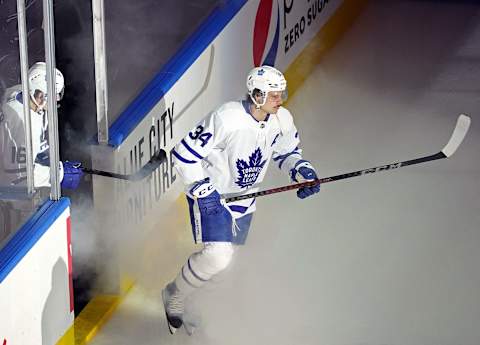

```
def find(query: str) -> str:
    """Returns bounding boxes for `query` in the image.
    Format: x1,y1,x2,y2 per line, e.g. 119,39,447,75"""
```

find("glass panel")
104,0,221,123
0,0,49,249
51,0,222,176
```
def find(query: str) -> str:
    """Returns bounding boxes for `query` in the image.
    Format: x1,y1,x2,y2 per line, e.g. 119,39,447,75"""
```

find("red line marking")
67,216,74,313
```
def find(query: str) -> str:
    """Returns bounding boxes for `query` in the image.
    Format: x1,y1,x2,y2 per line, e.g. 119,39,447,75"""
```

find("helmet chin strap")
31,95,47,113
249,93,266,108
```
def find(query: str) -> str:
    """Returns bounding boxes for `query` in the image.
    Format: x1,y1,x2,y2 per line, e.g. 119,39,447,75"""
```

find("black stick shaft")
225,151,446,203
81,149,167,181
80,168,133,180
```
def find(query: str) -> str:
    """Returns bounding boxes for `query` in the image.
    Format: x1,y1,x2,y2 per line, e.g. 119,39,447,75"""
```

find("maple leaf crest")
235,148,267,189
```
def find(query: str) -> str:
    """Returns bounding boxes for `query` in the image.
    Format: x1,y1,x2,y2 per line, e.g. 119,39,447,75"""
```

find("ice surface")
89,1,480,344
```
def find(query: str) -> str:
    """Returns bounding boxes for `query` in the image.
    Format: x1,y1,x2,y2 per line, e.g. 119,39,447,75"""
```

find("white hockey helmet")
246,65,287,107
28,62,65,105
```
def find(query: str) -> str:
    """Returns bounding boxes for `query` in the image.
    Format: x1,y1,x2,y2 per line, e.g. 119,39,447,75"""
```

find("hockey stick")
225,114,471,203
81,149,167,181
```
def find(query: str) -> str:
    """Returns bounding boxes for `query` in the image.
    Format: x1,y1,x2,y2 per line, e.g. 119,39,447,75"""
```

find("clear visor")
33,88,64,110
267,89,288,102
250,88,288,107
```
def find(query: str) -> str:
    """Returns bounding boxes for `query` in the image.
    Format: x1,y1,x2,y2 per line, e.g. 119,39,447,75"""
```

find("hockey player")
162,65,320,334
0,62,83,239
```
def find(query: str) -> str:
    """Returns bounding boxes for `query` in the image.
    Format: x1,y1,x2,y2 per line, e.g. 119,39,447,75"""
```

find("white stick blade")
441,114,471,157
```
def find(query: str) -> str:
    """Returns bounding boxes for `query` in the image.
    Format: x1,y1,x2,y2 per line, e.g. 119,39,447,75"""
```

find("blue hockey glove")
189,177,215,199
290,160,320,199
188,178,227,215
187,178,233,242
61,161,84,190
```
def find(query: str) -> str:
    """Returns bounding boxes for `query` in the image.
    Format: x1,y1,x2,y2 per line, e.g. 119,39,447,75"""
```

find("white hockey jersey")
173,100,306,218
0,87,62,188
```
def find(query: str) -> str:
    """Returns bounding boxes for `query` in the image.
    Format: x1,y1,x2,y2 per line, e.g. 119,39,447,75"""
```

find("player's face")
32,89,63,112
32,90,47,111
262,91,285,114
34,90,45,104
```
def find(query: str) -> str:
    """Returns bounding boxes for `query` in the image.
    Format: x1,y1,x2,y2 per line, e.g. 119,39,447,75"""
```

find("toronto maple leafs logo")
235,148,267,189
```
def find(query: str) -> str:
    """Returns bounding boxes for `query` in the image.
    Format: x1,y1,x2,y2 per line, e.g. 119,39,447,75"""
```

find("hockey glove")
188,178,227,215
189,177,216,199
61,161,84,190
187,178,233,242
290,160,320,199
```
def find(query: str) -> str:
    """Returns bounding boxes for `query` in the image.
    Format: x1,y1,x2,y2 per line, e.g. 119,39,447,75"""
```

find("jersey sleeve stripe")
273,149,301,169
35,151,50,166
278,153,300,169
272,147,300,161
172,149,197,164
181,139,204,159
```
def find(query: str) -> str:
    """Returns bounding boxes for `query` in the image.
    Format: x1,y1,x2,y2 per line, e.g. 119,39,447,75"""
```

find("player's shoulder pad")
214,101,245,127
3,90,22,109
216,101,244,115
2,91,22,114
274,106,294,135
3,85,22,102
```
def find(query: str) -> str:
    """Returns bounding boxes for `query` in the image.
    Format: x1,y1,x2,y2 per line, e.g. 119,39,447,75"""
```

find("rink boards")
91,0,352,233
86,0,365,340
88,0,364,327
0,199,73,344
85,0,365,342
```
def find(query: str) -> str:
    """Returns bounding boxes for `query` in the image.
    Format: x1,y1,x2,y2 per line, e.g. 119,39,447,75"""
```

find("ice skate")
161,282,184,334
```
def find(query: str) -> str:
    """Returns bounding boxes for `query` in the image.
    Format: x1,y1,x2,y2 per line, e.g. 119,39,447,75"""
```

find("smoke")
113,1,480,344
62,0,480,344
57,0,220,299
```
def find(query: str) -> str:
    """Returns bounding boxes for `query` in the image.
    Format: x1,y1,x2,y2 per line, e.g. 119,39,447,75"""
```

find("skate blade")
161,289,182,335
167,320,178,335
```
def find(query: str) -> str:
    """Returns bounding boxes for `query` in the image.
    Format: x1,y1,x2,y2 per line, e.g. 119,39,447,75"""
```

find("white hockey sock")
174,242,234,296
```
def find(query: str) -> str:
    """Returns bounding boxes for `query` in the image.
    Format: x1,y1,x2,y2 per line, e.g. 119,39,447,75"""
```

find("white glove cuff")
291,160,316,182
295,161,314,171
187,178,216,198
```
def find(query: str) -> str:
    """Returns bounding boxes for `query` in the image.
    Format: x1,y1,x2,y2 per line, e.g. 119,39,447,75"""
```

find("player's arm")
272,111,320,199
31,156,83,190
29,139,82,190
172,112,226,186
172,112,231,226
0,105,28,185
